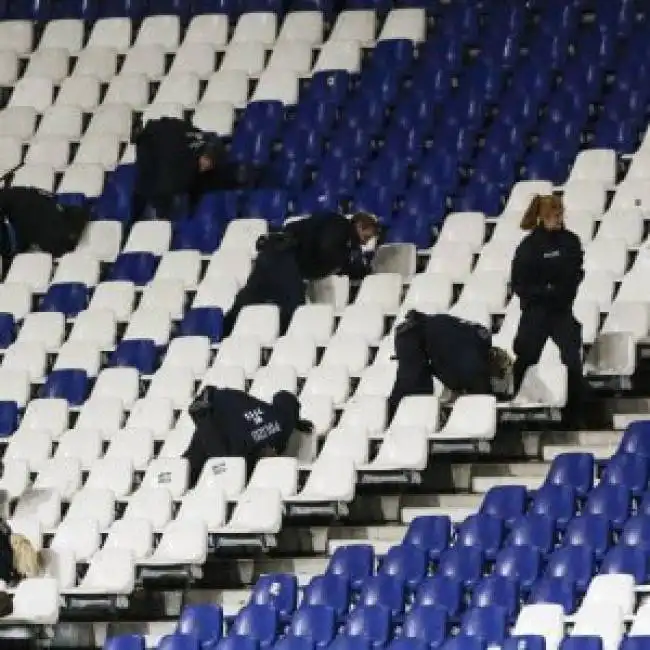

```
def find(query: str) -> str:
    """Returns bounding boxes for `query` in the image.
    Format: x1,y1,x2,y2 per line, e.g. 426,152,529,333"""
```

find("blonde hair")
10,534,40,579
520,194,564,230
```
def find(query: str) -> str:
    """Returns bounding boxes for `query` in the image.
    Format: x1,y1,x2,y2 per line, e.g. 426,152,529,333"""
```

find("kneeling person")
183,387,314,487
388,311,512,419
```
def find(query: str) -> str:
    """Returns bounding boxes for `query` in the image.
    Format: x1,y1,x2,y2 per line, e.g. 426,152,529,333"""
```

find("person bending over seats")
0,186,90,272
510,194,587,426
387,310,513,420
183,386,314,488
132,117,227,221
223,211,380,336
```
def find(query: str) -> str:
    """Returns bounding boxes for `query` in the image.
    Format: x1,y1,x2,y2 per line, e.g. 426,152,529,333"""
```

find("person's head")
351,211,380,245
10,533,41,579
520,194,565,231
197,138,221,173
488,347,514,383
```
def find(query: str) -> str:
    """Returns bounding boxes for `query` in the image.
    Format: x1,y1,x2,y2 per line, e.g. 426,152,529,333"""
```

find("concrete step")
471,473,544,492
470,462,549,493
401,493,483,523
540,430,622,446
541,443,618,462
613,413,646,430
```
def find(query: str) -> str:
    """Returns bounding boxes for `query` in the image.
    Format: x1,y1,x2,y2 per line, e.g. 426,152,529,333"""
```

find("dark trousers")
223,248,306,337
513,306,586,416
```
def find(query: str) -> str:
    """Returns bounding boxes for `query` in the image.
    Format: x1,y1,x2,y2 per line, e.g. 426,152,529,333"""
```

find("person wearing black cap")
223,211,380,336
183,386,314,487
131,117,226,221
0,186,90,273
387,310,513,420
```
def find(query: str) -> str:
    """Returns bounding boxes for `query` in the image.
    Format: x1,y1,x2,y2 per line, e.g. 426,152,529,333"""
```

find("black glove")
296,419,314,434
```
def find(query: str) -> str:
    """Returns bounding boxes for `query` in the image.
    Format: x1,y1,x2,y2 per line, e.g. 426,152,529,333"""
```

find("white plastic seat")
298,393,334,436
0,49,19,86
75,396,124,439
0,106,37,140
85,103,132,140
339,395,387,437
162,336,211,379
564,210,596,244
573,300,600,345
9,76,53,112
3,578,59,624
140,457,189,500
141,102,184,126
176,485,227,530
139,279,186,320
230,305,280,347
563,181,608,217
313,40,362,74
122,307,173,347
4,429,51,472
602,301,649,340
512,604,564,650
355,273,402,315
584,238,627,277
448,301,492,330
55,75,102,111
153,72,201,108
0,282,32,322
201,363,246,392
5,254,51,293
301,364,350,407
57,163,105,197
277,11,323,45
318,425,369,466
153,250,202,290
0,460,29,500
0,20,33,55
360,425,428,472
355,362,397,398
285,304,335,346
501,181,554,216
103,73,149,110
249,365,298,402
30,457,81,502
580,574,635,617
85,457,134,499
135,15,180,51
511,363,568,409
36,105,83,141
50,517,101,562
68,308,118,349
86,18,132,53
105,427,154,471
329,10,376,45
24,137,69,170
24,47,69,82
402,273,453,314
196,457,247,499
391,395,440,435
71,548,135,595
201,70,250,108
246,457,298,499
192,276,239,311
192,101,235,136
266,41,313,74
91,367,140,410
216,488,283,535
76,220,123,264
123,220,172,255
435,395,498,441
585,332,636,377
596,208,644,246
220,42,266,76
41,548,76,590
575,270,616,310
0,135,22,175
457,270,508,313
571,603,624,650
629,602,650,636
38,19,84,53
335,302,385,346
73,134,121,170
566,148,616,189
378,8,426,42
103,518,153,561
146,366,195,410
72,46,119,82
19,398,69,439
232,12,277,45
251,69,299,105
54,427,102,470
141,518,208,565
184,14,229,48
11,163,56,192
2,341,47,382
50,252,100,288
206,249,253,286
126,397,174,441
268,336,317,376
17,311,65,353
171,42,216,77
289,455,356,503
320,333,369,376
474,239,518,275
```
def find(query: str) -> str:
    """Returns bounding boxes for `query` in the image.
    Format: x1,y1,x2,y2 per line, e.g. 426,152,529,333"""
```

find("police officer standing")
223,211,380,336
388,310,512,419
510,194,586,424
183,386,314,487
132,117,226,221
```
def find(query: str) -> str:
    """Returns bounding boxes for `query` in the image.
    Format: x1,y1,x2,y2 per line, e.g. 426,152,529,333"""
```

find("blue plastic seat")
158,634,200,650
479,486,528,526
274,638,315,650
528,577,577,615
359,575,405,621
215,637,258,650
172,217,223,255
388,639,427,650
193,192,240,224
529,485,576,530
621,637,650,650
621,515,650,553
470,576,519,620
437,547,483,589
302,574,350,621
493,546,541,592
39,283,89,318
404,516,451,560
600,545,648,584
402,605,447,648
0,313,15,350
251,574,298,622
180,308,224,344
344,605,391,649
308,72,351,106
414,576,462,619
562,514,611,560
440,639,486,650
544,546,594,592
507,515,555,556
39,369,89,407
231,605,278,649
544,453,594,498
459,607,506,646
289,605,336,648
455,514,503,561
618,421,650,458
559,638,602,650
109,252,158,287
501,637,546,650
177,604,223,648
378,545,427,591
0,401,18,437
104,635,145,650
584,485,631,531
110,339,157,375
327,545,374,591
327,638,371,650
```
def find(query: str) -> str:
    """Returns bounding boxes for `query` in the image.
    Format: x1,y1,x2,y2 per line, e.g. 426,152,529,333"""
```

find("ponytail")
520,195,542,230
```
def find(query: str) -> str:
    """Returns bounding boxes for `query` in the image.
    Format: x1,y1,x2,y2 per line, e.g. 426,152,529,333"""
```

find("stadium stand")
0,0,647,646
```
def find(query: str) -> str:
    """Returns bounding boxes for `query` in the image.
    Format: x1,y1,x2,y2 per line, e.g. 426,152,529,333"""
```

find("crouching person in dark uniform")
132,117,226,221
387,310,513,420
0,186,90,273
183,386,314,488
223,211,380,336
